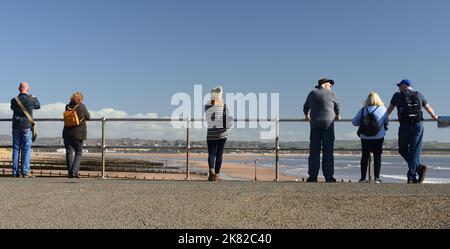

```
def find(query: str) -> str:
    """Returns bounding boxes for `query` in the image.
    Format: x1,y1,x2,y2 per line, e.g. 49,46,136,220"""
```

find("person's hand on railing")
305,114,311,121
424,104,438,121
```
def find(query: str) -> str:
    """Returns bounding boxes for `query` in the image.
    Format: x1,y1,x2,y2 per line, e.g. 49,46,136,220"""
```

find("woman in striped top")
205,86,230,181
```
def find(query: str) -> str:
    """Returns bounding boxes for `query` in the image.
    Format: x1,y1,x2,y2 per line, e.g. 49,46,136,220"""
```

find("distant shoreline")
85,152,450,157
18,151,450,157
2,150,450,158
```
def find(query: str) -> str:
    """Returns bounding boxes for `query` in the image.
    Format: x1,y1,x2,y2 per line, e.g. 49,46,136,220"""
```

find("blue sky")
1,0,449,141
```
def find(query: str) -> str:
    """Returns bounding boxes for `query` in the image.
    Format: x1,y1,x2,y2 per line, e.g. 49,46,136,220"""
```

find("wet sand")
139,153,296,181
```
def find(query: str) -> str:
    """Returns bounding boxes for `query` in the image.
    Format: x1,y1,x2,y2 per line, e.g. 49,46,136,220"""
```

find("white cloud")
0,102,312,141
0,102,280,141
0,102,185,140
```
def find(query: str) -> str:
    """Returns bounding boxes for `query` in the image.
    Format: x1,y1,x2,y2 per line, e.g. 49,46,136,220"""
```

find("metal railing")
0,118,446,182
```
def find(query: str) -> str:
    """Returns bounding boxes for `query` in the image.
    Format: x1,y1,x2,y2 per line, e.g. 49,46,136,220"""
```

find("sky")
0,0,449,141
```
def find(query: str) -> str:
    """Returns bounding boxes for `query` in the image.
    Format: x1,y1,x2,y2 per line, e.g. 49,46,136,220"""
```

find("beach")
0,152,293,181
141,153,297,181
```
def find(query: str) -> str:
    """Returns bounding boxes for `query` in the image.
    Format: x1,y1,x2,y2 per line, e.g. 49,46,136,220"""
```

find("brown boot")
208,169,216,181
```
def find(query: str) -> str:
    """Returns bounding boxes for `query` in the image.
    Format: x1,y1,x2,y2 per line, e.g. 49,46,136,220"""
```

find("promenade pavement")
0,178,449,228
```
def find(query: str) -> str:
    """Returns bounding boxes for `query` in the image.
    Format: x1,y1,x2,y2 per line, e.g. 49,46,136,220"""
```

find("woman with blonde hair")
62,92,90,178
205,86,231,181
352,92,389,183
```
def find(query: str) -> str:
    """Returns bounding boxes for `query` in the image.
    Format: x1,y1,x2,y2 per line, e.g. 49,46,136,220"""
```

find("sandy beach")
127,153,296,181
0,152,296,181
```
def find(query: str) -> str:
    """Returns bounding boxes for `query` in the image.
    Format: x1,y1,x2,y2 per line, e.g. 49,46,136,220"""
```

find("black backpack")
209,104,229,130
398,91,423,123
357,107,380,137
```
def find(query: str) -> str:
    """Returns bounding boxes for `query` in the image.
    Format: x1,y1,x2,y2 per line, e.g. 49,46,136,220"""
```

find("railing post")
185,119,191,180
368,153,373,183
275,118,280,182
254,159,258,181
101,117,106,179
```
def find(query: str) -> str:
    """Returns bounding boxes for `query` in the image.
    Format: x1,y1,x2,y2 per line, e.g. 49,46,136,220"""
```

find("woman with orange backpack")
62,92,90,178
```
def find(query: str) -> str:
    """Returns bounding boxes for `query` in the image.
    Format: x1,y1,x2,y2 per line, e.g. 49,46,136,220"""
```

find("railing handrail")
0,117,439,122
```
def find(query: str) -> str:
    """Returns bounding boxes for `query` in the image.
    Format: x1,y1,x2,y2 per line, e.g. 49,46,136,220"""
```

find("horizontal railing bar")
97,118,173,122
0,145,101,149
1,144,448,152
105,146,184,150
190,147,276,151
281,148,450,152
0,118,439,122
278,118,437,122
191,147,450,152
0,145,180,150
0,144,450,152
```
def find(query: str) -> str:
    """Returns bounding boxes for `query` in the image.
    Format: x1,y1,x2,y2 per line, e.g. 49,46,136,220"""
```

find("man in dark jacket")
10,82,41,177
63,92,90,178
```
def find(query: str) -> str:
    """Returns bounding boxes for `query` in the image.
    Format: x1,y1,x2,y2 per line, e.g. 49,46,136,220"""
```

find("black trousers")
360,138,384,179
207,138,227,174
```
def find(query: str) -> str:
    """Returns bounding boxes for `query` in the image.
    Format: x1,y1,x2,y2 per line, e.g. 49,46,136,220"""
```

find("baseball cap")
397,79,412,87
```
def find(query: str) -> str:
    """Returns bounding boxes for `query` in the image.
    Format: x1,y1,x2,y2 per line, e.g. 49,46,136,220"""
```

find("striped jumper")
205,104,230,140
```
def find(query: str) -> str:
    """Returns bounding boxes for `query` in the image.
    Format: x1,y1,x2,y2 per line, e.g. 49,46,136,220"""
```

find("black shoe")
417,164,428,184
325,178,337,183
374,178,382,184
407,179,418,184
358,178,368,183
306,177,317,182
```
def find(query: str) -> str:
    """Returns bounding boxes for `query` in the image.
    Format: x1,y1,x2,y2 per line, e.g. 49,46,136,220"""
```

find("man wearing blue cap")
387,79,438,184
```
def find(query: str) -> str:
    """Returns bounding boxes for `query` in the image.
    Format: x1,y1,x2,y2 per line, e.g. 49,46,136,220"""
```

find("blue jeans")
398,122,424,181
207,138,227,174
308,123,335,180
12,129,33,176
64,138,84,177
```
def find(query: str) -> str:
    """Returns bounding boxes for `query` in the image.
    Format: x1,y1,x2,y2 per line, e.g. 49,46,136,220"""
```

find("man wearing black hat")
303,78,341,182
387,79,438,184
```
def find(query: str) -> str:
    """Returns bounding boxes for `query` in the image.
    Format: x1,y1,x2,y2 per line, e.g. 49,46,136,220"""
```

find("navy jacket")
10,93,41,129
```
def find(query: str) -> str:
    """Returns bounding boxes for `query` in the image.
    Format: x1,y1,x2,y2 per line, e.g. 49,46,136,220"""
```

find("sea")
252,155,450,184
